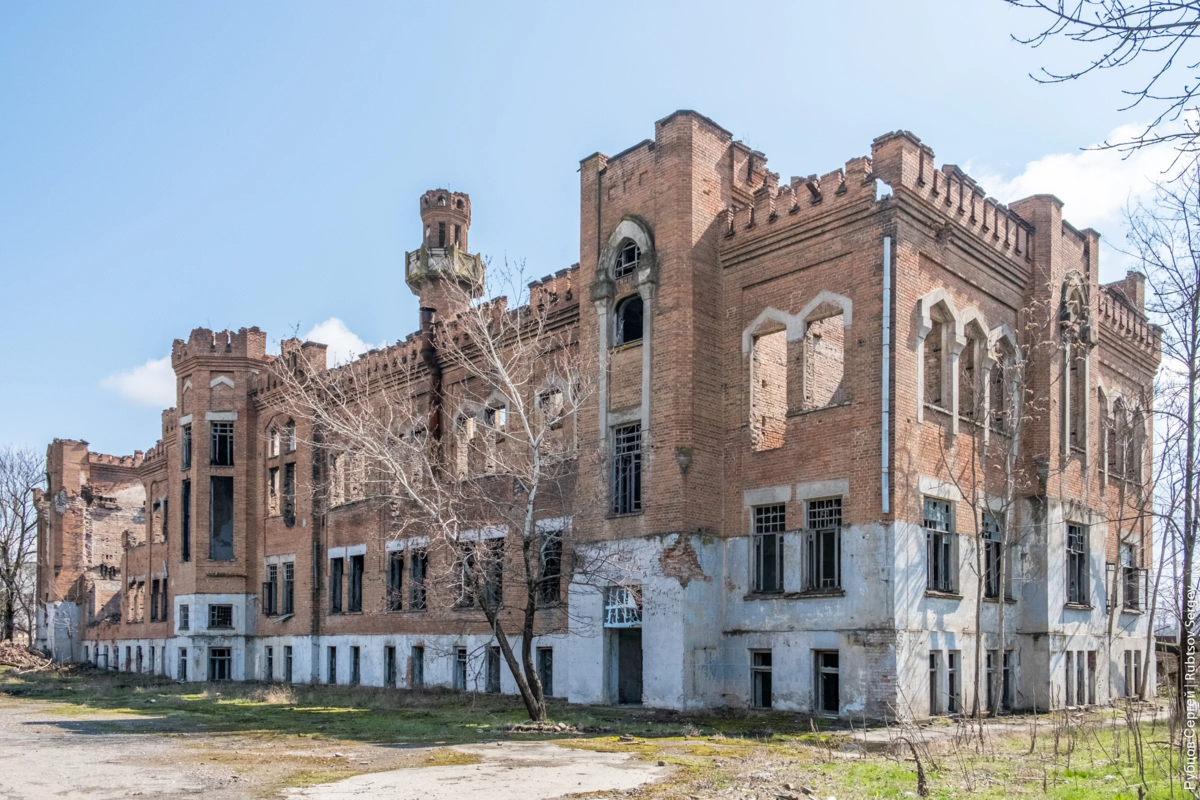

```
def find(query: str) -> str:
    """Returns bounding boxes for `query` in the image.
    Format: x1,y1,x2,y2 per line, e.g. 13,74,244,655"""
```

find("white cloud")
966,123,1180,273
302,318,379,366
99,355,176,407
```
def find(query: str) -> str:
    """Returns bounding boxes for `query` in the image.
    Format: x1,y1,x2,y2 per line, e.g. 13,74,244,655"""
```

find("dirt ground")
0,696,666,800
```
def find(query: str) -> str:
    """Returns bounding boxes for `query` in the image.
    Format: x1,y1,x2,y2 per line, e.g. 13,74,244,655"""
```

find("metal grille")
604,586,642,627
614,241,640,278
611,424,642,514
754,504,786,534
924,498,954,593
806,498,842,530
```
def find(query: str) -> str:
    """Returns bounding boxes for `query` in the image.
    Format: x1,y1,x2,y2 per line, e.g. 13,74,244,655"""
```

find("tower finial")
405,189,483,316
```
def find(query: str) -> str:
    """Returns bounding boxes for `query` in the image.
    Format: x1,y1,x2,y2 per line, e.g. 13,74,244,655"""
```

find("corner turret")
405,189,484,317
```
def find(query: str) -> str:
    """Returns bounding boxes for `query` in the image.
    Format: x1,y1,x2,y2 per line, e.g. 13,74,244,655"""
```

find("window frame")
614,240,640,278
610,423,643,515
803,498,842,592
210,421,234,466
1066,523,1089,606
752,504,786,594
924,498,956,594
750,650,772,709
614,294,644,346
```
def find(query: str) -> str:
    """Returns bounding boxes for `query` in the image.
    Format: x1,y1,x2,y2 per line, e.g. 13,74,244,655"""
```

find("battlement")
1099,283,1160,355
720,156,875,252
141,440,166,466
87,451,143,469
870,130,1034,266
171,327,268,365
526,264,579,313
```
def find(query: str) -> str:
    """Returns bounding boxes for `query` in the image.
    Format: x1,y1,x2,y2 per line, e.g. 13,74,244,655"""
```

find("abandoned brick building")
36,111,1160,718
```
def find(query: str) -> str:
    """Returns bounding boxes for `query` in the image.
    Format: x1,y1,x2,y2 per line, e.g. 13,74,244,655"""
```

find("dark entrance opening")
617,628,643,704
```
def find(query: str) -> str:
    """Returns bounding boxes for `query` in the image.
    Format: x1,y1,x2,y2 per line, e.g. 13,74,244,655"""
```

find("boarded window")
209,476,234,561
751,328,787,450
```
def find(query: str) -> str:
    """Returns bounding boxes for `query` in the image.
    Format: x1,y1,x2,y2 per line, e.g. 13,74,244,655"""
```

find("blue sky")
0,1,1175,457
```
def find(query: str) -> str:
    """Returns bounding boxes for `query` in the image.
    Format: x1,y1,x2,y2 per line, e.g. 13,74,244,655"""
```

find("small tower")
405,189,484,317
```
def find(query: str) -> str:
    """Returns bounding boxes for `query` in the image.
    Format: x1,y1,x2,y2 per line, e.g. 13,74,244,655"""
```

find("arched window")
456,198,464,210
285,419,297,453
614,240,640,278
615,295,643,345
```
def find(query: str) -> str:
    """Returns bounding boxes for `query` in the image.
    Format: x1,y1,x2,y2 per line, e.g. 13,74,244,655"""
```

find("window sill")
924,403,952,418
786,401,851,418
606,511,645,520
924,590,963,601
743,589,845,601
983,596,1017,605
1120,608,1144,617
610,340,643,353
268,613,294,623
1063,602,1094,611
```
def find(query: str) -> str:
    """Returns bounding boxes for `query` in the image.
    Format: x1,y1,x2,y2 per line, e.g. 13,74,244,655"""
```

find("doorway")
616,628,643,704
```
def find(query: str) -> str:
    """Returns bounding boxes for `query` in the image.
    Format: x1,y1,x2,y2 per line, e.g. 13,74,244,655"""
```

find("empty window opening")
269,427,280,457
265,646,274,681
286,420,297,452
411,646,425,687
263,564,278,616
209,476,235,560
1128,409,1146,484
815,650,840,716
614,240,640,278
1067,523,1088,605
487,647,502,693
208,648,231,681
615,295,643,346
751,651,772,709
349,554,364,612
210,421,234,466
947,651,961,713
1124,649,1142,698
350,646,361,685
385,646,397,687
990,360,1009,433
537,647,554,697
283,462,296,528
454,545,476,608
983,512,1009,599
1122,543,1142,611
611,424,642,515
929,652,942,715
209,604,233,629
753,504,786,593
958,338,978,419
178,648,187,680
924,498,955,593
482,537,504,609
924,320,945,409
181,423,192,470
388,551,404,611
282,562,295,615
410,549,428,610
181,479,191,562
454,223,461,246
329,557,344,614
150,579,161,622
802,311,846,410
268,467,280,515
327,647,337,684
804,498,842,591
538,528,563,605
454,647,468,691
284,645,293,682
438,221,446,247
751,327,787,451
1068,345,1086,450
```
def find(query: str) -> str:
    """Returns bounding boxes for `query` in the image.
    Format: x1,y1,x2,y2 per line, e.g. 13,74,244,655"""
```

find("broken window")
348,554,364,613
982,512,1006,600
282,562,294,615
751,327,787,450
803,498,841,592
1128,408,1146,484
603,586,642,627
454,544,476,608
537,647,554,697
752,504,785,594
150,579,161,622
283,462,295,528
329,557,344,614
537,528,563,605
958,337,978,420
208,648,231,681
268,466,279,515
181,423,192,470
1105,400,1121,477
410,549,427,610
209,476,235,561
286,420,297,452
614,294,643,345
350,646,361,685
487,647,501,693
614,240,640,278
210,421,234,466
181,479,191,563
454,647,467,690
385,646,397,686
438,221,446,247
388,551,404,611
1121,543,1141,611
482,537,504,609
284,645,293,682
208,604,233,629
269,427,279,457
1068,344,1087,451
924,498,955,593
327,647,337,684
929,651,943,715
751,650,772,709
610,424,642,514
538,389,565,429
411,646,425,686
178,648,187,680
1067,523,1088,605
263,564,278,616
265,646,274,681
815,650,840,716
924,320,945,409
990,360,1009,433
802,311,846,410
947,651,961,713
179,604,189,630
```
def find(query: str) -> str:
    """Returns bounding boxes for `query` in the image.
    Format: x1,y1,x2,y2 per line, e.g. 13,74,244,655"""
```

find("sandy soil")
0,697,666,800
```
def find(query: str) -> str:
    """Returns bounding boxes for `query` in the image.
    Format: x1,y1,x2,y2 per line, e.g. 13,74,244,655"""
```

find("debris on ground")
0,642,53,672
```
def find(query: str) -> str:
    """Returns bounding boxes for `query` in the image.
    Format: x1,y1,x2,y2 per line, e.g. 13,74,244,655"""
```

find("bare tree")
1124,167,1200,713
0,447,42,643
1005,1,1200,166
272,261,600,722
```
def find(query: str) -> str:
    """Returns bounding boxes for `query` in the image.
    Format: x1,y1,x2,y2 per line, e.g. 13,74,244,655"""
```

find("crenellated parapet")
1099,283,1161,356
87,451,143,469
171,327,268,365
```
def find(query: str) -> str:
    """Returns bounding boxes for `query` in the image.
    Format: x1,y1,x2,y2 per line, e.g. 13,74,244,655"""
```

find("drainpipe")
420,307,443,448
881,236,892,515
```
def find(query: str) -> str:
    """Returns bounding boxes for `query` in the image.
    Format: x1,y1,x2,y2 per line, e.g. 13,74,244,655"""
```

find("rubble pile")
0,642,53,671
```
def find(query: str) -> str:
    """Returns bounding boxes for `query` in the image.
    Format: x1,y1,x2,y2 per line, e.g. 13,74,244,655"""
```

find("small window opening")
802,310,846,409
751,651,772,708
438,221,446,247
751,327,787,450
615,295,643,345
614,240,640,278
925,321,945,409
